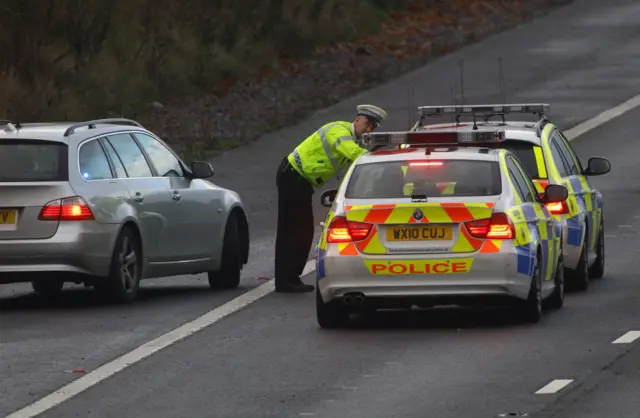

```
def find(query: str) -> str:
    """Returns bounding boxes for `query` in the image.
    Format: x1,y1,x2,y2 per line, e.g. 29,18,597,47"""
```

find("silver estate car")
315,129,568,328
0,119,249,302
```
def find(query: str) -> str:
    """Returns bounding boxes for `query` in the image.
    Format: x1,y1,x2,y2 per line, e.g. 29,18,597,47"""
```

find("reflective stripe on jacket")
287,121,367,188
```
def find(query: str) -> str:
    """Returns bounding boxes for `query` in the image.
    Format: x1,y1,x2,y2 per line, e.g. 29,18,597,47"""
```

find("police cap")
357,104,387,128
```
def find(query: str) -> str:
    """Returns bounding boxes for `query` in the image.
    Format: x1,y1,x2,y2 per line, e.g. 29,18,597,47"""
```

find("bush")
0,0,407,121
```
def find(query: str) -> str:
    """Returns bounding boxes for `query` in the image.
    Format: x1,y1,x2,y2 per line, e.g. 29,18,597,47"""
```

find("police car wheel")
588,220,605,279
569,235,589,291
316,288,350,329
518,254,542,323
545,254,564,310
208,214,242,290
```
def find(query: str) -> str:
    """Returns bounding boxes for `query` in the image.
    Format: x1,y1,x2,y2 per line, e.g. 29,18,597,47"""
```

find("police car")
408,104,611,291
314,129,568,328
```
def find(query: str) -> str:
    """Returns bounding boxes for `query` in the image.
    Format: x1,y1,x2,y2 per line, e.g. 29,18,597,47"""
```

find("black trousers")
274,157,315,285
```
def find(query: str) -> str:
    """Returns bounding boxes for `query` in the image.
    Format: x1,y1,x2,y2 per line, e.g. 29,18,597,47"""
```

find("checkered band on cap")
358,108,381,121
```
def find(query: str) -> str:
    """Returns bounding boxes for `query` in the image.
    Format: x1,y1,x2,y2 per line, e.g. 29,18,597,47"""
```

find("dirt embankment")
0,0,573,158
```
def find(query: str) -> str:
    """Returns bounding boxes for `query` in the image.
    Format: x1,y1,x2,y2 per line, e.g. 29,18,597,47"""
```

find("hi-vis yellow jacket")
288,121,367,188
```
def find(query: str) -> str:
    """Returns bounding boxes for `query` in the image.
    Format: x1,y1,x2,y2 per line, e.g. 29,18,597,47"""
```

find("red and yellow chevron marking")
336,202,496,255
344,202,495,224
479,239,504,253
338,242,359,256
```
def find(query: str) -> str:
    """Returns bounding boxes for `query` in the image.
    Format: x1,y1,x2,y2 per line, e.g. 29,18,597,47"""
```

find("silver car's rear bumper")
0,222,119,284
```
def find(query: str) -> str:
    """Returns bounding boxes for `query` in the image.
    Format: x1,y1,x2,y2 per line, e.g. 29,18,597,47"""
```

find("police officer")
274,104,388,293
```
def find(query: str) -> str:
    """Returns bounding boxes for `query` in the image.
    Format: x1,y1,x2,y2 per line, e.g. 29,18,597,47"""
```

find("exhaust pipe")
343,292,365,307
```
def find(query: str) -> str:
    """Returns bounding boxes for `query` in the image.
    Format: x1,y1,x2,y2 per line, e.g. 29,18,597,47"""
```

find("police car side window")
511,156,540,202
556,131,584,174
549,138,571,177
506,157,535,203
552,134,577,175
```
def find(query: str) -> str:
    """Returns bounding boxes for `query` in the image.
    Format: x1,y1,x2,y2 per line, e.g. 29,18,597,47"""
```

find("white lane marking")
535,379,574,394
8,94,640,418
612,331,640,344
6,282,278,418
618,224,633,228
7,259,317,418
564,93,640,140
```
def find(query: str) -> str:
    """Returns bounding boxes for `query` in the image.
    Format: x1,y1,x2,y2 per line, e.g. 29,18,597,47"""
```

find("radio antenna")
407,87,413,129
459,58,465,106
498,57,506,103
411,86,416,128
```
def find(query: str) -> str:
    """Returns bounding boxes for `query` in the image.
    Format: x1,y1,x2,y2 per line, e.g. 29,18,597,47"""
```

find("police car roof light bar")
363,129,506,147
417,103,550,117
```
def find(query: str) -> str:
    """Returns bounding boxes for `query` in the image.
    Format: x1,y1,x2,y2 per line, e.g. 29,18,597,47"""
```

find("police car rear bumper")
317,250,534,305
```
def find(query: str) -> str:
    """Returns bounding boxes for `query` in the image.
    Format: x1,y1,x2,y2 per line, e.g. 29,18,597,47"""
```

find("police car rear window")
345,160,502,199
499,141,545,179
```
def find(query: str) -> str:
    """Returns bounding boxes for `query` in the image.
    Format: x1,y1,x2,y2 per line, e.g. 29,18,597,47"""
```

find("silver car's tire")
208,214,241,290
96,227,142,303
316,288,350,329
31,278,64,297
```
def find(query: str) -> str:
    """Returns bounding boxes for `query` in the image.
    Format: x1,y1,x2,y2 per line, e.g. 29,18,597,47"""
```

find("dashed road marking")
618,224,633,228
612,331,640,344
535,379,574,395
8,90,640,418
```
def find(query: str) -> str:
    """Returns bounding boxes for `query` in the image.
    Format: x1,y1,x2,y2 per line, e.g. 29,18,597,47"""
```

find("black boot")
275,277,314,293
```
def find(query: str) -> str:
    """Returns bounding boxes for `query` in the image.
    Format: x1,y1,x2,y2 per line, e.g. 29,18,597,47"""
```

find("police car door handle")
172,191,181,201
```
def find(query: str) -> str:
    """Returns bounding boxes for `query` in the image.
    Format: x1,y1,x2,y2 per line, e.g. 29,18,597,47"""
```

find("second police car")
409,104,611,291
314,128,568,328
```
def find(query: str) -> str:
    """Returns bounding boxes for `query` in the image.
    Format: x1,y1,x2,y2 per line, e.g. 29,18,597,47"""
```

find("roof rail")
1,120,16,132
63,118,144,137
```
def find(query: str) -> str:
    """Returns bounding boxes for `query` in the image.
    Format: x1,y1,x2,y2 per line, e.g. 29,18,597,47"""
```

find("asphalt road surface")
3,0,640,416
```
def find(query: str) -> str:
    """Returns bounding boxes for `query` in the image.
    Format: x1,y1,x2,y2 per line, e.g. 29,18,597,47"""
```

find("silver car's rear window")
0,140,68,182
345,160,502,199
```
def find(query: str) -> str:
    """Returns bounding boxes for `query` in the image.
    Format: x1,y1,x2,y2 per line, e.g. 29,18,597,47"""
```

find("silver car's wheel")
208,214,242,290
97,227,141,303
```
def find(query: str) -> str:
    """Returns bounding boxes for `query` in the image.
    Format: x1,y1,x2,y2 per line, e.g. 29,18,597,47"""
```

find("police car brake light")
545,201,568,215
417,103,550,117
465,212,514,239
327,216,372,243
408,161,443,167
